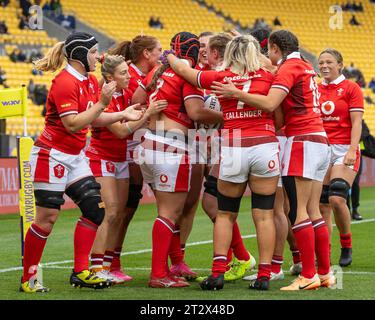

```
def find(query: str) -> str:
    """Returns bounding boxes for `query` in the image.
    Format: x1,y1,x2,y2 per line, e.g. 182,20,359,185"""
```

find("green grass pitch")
0,187,375,300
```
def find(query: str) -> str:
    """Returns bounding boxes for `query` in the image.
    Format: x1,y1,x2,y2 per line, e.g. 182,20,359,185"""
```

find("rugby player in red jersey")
86,54,167,284
20,33,143,293
318,48,363,267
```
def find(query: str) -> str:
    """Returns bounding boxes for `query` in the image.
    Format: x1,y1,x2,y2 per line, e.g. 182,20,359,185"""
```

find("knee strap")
65,176,105,225
217,191,242,213
329,178,350,200
34,190,65,210
251,192,276,210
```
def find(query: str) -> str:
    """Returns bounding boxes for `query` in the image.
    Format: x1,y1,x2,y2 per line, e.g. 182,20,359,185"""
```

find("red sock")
90,253,104,270
340,233,352,249
180,244,186,260
169,228,184,265
271,255,283,274
231,222,250,261
73,217,98,273
312,218,331,275
103,250,114,270
110,247,122,271
212,254,227,277
258,263,272,280
22,223,50,282
226,248,233,271
151,216,175,278
292,219,316,279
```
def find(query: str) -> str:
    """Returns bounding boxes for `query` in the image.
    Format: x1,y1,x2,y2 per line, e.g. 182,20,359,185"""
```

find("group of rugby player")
19,26,363,293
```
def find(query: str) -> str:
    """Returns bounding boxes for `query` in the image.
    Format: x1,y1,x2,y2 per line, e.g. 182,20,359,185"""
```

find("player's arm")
91,103,143,127
343,111,363,166
107,98,168,139
166,54,200,87
61,81,117,133
211,79,286,112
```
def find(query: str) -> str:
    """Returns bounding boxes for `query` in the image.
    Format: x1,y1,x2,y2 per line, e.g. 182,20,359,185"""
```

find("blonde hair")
219,35,261,75
101,54,126,78
33,41,65,72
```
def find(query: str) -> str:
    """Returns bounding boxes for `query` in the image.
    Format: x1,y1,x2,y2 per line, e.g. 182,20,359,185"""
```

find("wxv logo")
1,100,21,106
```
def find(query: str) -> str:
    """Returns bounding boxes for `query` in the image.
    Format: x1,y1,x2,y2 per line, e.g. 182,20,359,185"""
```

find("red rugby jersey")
140,66,203,129
271,52,324,137
36,64,99,155
126,63,146,96
318,75,364,144
197,68,275,138
86,90,130,162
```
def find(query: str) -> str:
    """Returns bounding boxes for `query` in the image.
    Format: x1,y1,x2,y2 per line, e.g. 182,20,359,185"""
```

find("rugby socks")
257,263,272,280
231,222,250,261
22,223,50,282
340,233,352,249
292,219,316,279
212,254,227,277
90,253,104,271
110,247,122,271
271,255,283,274
151,216,175,278
103,250,114,270
74,217,98,273
312,218,331,275
169,227,184,265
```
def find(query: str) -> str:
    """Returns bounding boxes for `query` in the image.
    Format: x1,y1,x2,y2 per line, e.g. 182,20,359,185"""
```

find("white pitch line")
1,218,375,274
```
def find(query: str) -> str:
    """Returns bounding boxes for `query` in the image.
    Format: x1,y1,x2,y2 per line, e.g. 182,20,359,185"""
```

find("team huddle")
19,27,363,293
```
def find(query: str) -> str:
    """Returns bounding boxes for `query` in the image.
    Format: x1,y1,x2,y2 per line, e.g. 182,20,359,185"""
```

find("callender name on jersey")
86,90,130,162
318,75,364,145
140,66,203,128
271,53,324,137
37,65,99,155
197,68,275,138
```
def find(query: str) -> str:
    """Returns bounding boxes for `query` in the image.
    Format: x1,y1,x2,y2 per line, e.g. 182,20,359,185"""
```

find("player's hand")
146,97,168,116
343,147,357,167
228,29,241,38
122,103,144,121
160,49,176,65
211,79,239,99
100,81,117,106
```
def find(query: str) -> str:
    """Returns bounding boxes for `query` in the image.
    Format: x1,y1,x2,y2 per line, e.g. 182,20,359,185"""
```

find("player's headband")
64,32,98,72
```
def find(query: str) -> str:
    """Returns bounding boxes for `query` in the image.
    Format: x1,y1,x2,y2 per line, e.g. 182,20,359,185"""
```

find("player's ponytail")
220,35,261,75
33,41,65,72
269,30,299,63
146,64,169,91
107,40,132,61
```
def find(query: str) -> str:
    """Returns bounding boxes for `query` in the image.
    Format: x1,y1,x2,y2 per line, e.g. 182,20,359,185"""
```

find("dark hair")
269,30,299,59
250,28,270,55
108,35,159,63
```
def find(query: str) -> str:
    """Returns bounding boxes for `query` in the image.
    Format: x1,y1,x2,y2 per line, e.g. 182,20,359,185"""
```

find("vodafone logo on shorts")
268,160,276,170
53,164,65,178
160,174,168,183
321,101,335,115
106,161,115,173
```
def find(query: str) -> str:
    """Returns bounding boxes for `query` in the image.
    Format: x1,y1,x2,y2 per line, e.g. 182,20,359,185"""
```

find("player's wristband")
125,122,133,134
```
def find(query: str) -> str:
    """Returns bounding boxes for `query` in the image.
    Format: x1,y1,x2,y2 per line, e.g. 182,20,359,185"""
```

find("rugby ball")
196,95,222,130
